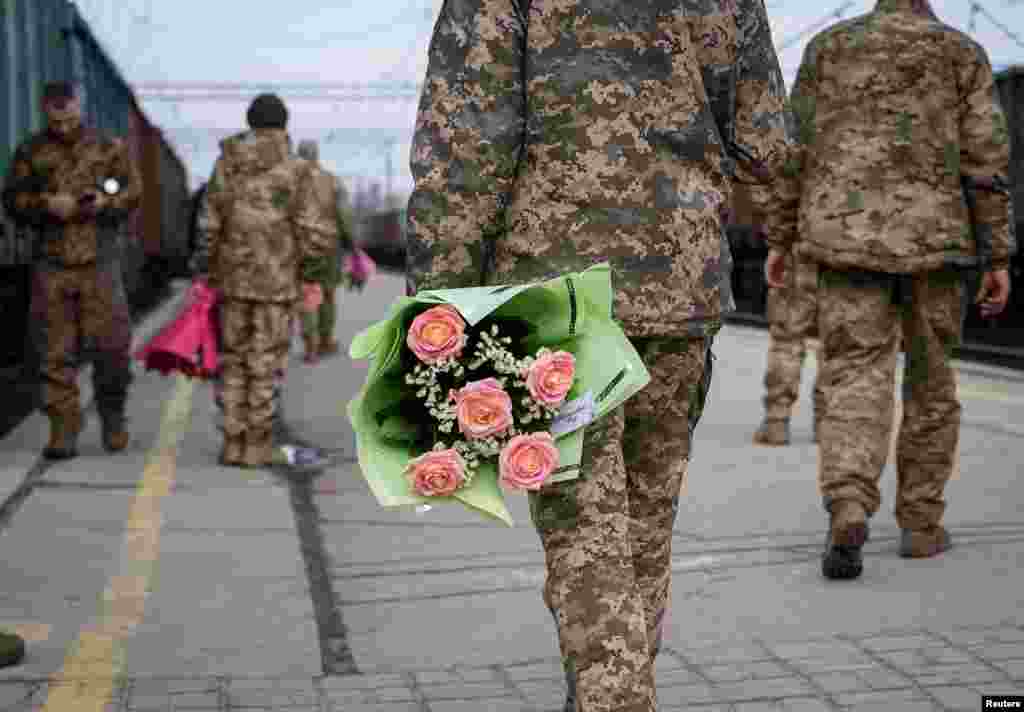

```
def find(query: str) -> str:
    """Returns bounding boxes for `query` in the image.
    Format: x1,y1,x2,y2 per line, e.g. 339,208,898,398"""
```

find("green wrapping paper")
346,263,650,526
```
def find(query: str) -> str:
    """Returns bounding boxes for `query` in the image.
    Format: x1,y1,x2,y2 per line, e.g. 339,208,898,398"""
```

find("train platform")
0,273,1022,712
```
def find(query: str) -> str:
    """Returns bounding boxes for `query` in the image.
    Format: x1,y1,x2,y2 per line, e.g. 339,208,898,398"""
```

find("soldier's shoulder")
807,13,872,49
14,130,53,157
931,20,993,64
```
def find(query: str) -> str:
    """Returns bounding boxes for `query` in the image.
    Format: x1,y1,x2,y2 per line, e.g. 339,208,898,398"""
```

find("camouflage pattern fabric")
2,128,142,267
763,0,1015,273
29,264,133,418
529,336,714,712
300,286,337,343
298,163,354,289
219,300,293,464
817,267,963,530
198,128,337,302
762,251,822,421
405,0,790,339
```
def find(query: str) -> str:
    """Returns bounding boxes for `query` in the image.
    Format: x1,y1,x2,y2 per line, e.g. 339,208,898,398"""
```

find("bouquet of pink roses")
348,263,650,526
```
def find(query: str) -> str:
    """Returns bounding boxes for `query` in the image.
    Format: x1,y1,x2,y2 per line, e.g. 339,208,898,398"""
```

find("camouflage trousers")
300,284,337,342
817,267,963,530
218,299,293,457
529,335,715,712
763,252,823,421
29,263,134,418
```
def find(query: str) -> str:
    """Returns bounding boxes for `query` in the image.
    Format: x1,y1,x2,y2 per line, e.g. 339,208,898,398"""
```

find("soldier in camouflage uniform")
295,139,354,362
190,176,328,467
197,94,338,468
763,0,1014,580
753,249,824,445
2,81,142,459
406,3,789,710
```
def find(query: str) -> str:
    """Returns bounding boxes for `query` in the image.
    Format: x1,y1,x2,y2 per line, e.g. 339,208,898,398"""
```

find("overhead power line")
779,1,857,51
138,93,420,103
134,81,423,91
968,1,1024,49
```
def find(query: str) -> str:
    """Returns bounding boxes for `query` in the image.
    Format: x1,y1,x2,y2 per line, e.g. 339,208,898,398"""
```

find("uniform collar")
874,0,936,17
46,125,85,145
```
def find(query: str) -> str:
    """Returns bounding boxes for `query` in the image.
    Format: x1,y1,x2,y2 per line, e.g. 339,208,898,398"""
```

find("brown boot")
303,335,320,364
44,409,82,460
219,435,245,467
753,418,790,446
242,429,275,468
319,337,339,357
900,526,952,558
100,411,130,452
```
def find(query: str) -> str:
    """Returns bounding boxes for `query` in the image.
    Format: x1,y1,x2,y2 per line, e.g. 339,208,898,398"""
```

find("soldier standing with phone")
2,81,142,459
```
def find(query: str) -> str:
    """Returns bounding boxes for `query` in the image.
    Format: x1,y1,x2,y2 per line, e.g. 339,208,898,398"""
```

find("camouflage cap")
41,81,81,116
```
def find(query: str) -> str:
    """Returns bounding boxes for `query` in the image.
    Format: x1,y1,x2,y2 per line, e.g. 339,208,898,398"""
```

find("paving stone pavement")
1,625,1023,710
1,275,1022,711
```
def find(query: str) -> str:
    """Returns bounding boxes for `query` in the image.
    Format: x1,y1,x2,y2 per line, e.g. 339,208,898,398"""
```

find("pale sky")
73,0,1024,196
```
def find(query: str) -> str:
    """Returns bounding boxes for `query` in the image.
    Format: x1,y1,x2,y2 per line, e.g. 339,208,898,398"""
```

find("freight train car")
726,66,1024,370
0,0,192,371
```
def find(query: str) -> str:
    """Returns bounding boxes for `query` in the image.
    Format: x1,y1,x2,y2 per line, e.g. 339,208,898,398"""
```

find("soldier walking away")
295,139,354,363
763,0,1014,580
406,3,790,710
2,81,142,459
196,94,338,469
753,250,824,445
190,161,328,468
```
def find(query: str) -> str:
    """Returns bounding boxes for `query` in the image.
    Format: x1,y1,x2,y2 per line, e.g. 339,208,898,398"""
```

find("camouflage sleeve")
1,142,48,225
760,38,821,253
100,137,142,220
335,178,354,253
198,158,227,285
730,0,792,249
188,185,212,275
405,0,528,293
293,164,339,268
958,44,1015,270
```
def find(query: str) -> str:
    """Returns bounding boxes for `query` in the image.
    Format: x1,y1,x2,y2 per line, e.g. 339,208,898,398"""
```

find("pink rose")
406,448,467,497
499,432,559,491
454,378,514,439
406,305,467,363
525,350,575,406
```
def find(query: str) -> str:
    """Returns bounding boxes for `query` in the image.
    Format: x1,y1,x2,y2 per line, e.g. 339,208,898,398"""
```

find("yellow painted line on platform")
957,381,1021,404
41,376,194,711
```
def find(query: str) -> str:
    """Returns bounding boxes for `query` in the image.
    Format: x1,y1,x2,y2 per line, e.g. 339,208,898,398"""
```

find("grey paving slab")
0,491,137,679
0,682,34,707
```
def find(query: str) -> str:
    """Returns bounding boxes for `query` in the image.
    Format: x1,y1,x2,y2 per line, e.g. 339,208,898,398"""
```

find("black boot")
99,409,130,452
0,631,26,668
822,500,869,580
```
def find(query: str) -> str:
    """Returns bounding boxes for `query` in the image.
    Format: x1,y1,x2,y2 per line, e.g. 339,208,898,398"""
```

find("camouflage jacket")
191,163,353,287
405,0,791,337
197,129,338,302
764,0,1015,273
2,127,142,267
298,162,354,287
